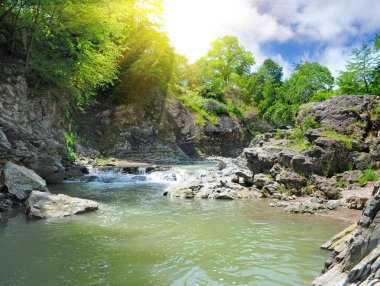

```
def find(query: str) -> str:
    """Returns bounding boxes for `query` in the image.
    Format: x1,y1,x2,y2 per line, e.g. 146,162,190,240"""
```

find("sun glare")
162,0,238,62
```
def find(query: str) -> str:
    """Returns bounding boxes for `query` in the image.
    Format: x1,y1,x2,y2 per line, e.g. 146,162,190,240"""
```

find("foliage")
358,169,380,185
64,132,77,163
300,116,319,132
286,128,313,151
337,38,380,95
205,36,255,87
252,61,334,126
0,0,170,108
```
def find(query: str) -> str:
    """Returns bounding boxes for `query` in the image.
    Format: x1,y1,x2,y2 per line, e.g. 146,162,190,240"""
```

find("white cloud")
162,0,380,78
162,0,292,62
317,46,351,78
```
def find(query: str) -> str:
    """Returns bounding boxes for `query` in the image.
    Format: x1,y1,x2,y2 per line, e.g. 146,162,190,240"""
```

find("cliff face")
74,94,268,163
314,181,380,286
0,74,67,183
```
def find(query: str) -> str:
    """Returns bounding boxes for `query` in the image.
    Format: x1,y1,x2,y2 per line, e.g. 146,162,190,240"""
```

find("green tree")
337,40,380,95
205,36,255,87
263,62,334,126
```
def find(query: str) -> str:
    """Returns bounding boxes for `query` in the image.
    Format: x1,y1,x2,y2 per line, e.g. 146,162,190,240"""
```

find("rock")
313,180,380,286
312,175,340,200
217,160,227,170
346,196,368,210
244,146,283,174
253,173,273,189
269,163,282,178
326,200,343,210
26,191,99,219
275,171,307,190
231,175,240,183
1,162,48,201
235,170,254,184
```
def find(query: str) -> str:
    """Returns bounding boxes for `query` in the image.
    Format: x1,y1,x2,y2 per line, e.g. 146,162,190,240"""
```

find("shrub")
358,169,380,185
65,132,77,163
300,116,319,132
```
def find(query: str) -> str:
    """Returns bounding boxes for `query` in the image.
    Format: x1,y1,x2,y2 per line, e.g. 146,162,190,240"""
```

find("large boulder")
1,162,47,201
26,191,99,219
275,171,307,190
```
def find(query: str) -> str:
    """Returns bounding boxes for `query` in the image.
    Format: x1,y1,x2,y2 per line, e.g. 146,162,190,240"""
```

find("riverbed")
0,166,348,285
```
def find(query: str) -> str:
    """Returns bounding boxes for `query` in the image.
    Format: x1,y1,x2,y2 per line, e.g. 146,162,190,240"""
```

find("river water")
0,166,348,286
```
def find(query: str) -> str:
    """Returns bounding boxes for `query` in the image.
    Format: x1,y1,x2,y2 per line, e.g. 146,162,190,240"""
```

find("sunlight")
162,0,248,62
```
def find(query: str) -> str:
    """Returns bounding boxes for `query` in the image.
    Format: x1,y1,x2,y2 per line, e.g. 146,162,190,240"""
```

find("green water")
0,168,347,286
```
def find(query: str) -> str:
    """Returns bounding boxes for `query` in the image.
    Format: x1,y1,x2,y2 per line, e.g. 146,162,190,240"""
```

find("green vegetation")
337,39,380,95
371,103,380,121
64,132,77,163
95,157,115,166
358,169,380,185
0,0,172,108
286,128,313,151
0,1,378,134
322,130,356,149
337,179,348,188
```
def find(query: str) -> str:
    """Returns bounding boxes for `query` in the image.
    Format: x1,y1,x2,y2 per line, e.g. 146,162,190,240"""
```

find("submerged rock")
26,191,99,219
1,162,48,201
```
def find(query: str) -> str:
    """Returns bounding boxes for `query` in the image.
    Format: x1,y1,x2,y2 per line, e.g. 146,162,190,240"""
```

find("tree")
337,40,380,95
205,36,255,87
261,58,283,83
249,58,283,105
262,62,334,126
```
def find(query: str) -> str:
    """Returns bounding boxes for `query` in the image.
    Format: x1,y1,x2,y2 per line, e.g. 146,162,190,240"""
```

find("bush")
300,116,319,132
358,169,380,185
65,132,77,163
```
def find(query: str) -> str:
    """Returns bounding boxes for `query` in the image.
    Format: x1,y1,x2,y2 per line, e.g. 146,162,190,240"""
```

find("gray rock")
253,173,273,189
26,191,99,219
235,170,254,184
1,162,48,201
326,200,342,210
313,180,380,286
275,171,307,190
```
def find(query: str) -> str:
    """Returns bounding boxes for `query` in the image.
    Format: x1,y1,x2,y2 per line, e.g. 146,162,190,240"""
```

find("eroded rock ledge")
313,181,380,286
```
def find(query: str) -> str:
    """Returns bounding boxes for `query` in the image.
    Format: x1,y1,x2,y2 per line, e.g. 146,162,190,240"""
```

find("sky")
162,0,380,77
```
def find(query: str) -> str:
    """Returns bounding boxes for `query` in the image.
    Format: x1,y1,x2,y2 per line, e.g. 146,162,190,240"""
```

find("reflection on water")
0,167,348,286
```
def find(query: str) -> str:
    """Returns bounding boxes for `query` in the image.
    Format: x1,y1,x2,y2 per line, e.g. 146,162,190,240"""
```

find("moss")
370,103,380,121
95,157,114,166
322,130,355,149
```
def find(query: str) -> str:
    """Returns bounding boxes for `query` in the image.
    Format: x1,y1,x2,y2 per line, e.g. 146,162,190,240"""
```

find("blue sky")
162,0,380,77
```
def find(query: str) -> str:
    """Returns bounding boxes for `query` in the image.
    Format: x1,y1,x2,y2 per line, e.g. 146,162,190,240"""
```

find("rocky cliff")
0,72,67,183
313,181,380,286
74,93,269,163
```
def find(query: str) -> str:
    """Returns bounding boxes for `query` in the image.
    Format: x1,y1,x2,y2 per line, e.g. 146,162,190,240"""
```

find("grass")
286,128,313,151
358,169,380,185
322,130,356,149
176,86,245,126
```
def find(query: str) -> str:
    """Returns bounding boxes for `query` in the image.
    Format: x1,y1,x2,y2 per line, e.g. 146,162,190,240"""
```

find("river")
0,165,348,285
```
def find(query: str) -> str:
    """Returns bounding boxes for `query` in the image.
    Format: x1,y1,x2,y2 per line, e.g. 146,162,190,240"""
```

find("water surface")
0,167,347,285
